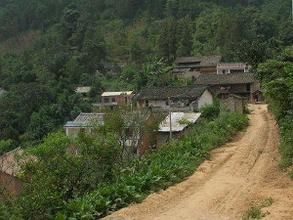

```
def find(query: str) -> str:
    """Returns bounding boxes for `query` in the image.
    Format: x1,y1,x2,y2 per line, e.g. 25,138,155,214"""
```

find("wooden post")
168,97,172,140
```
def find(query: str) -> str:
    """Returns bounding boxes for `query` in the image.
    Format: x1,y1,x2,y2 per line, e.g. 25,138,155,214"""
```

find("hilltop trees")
0,0,291,144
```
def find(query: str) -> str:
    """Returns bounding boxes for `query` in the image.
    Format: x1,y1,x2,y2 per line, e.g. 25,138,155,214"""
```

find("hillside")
0,1,292,219
0,0,291,144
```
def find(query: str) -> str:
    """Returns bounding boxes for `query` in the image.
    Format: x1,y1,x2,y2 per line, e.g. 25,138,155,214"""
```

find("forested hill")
0,0,292,144
0,0,291,61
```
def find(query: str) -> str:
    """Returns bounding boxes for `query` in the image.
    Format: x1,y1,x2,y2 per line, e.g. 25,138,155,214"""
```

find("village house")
157,112,201,146
64,113,105,138
194,72,261,102
173,56,222,80
93,91,134,110
217,63,251,75
135,86,214,112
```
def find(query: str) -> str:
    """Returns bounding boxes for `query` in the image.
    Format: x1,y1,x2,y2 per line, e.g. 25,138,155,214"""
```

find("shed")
64,113,105,138
157,112,201,145
220,94,246,114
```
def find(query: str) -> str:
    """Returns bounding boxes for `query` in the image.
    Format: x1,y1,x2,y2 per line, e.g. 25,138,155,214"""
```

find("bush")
200,101,220,120
0,139,16,155
18,132,120,220
279,115,293,168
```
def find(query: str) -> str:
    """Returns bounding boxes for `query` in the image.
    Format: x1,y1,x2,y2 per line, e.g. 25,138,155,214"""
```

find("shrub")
0,139,16,155
18,132,120,220
200,101,220,120
279,115,293,168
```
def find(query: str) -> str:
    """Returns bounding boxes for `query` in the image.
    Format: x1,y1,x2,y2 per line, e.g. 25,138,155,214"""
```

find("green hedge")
61,112,248,219
279,115,293,171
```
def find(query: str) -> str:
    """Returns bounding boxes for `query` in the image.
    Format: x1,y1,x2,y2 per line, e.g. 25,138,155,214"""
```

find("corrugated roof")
159,112,201,132
135,86,208,100
75,86,91,94
194,73,256,85
64,113,105,128
101,91,133,97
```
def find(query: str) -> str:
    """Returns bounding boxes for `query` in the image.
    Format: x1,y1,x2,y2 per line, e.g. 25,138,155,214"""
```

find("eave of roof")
134,86,209,100
194,73,256,85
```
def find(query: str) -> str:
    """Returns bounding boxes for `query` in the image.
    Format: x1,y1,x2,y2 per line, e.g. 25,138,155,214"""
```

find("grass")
242,198,273,220
278,116,293,174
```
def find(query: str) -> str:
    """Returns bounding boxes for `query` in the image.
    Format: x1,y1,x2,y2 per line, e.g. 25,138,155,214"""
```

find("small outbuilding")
220,94,246,114
64,113,105,138
157,112,201,146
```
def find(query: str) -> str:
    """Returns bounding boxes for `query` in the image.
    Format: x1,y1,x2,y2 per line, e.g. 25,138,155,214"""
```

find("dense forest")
0,0,292,219
0,0,292,145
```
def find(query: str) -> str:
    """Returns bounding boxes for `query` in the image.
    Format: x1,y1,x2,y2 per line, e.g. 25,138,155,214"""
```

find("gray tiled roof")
175,55,222,67
135,86,208,100
194,73,256,85
64,113,105,128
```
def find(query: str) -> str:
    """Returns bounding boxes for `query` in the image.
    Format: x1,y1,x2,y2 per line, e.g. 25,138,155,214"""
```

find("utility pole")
168,97,172,140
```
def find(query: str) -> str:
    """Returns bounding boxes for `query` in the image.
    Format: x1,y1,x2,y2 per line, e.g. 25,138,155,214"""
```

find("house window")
246,84,251,92
104,97,109,103
145,100,149,107
112,97,116,103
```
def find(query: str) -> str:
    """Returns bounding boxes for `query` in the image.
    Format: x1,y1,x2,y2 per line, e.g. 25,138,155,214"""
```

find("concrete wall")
197,90,214,110
102,94,134,106
65,127,94,139
220,96,245,114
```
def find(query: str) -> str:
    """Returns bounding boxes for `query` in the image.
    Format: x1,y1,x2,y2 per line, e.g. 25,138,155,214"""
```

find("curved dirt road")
106,105,293,220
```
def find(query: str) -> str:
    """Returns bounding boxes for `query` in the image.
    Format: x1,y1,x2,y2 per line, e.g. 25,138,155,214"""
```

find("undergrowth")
61,112,248,219
242,197,273,220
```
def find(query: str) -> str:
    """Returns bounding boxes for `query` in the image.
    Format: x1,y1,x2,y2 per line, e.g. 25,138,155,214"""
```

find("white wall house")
135,86,214,112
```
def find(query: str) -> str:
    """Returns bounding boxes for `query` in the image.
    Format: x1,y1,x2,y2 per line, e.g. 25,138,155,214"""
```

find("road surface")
105,105,293,220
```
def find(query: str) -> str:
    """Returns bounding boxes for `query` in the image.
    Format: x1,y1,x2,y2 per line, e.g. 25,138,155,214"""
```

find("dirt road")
106,105,293,220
